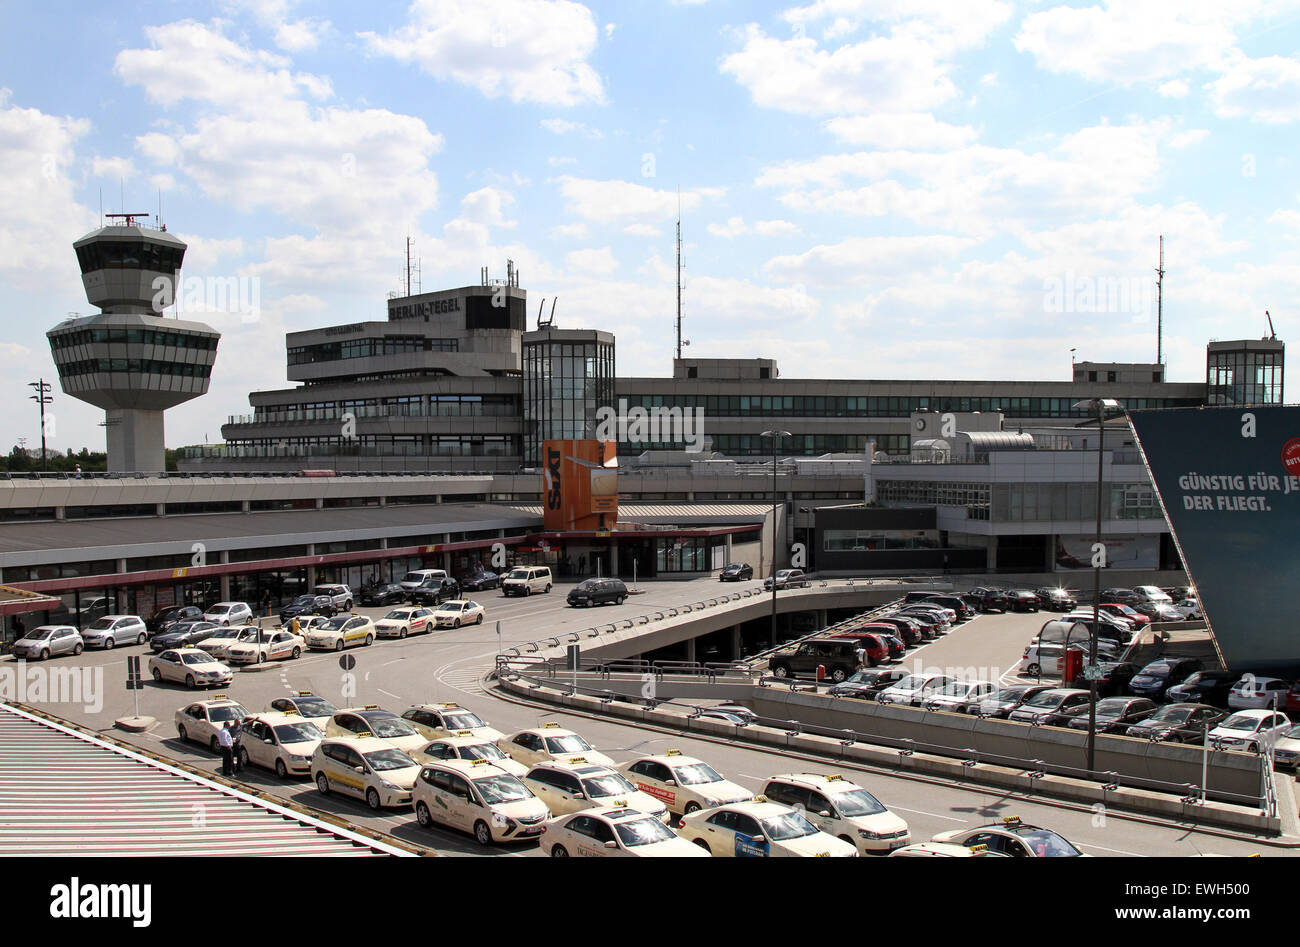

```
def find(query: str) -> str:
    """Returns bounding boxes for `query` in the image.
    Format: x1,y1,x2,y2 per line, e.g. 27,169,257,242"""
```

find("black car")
410,576,461,606
921,594,975,621
1125,703,1227,743
768,638,860,683
1034,588,1078,611
870,616,923,647
567,578,628,607
360,584,407,607
965,684,1054,718
457,570,500,592
146,605,204,636
279,594,336,624
827,668,910,700
1165,670,1238,706
1006,590,1041,613
719,563,754,582
149,620,220,653
1129,658,1204,700
1093,661,1142,697
890,609,942,639
968,587,1009,613
1061,697,1158,733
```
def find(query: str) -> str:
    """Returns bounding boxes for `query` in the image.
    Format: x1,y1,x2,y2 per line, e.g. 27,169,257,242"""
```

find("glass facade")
287,336,458,365
523,333,616,466
1207,344,1284,406
988,482,1162,522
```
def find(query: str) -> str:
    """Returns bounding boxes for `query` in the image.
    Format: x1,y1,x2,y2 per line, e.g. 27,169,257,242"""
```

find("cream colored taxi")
400,703,503,742
410,733,528,777
265,691,338,730
304,615,375,651
173,695,249,753
675,799,858,857
325,707,427,755
760,772,911,855
431,599,485,629
312,735,422,810
148,648,233,689
618,750,751,817
237,712,323,778
225,628,305,665
522,758,670,823
498,722,614,767
197,625,263,660
412,759,550,845
373,607,436,639
542,804,712,858
285,615,332,637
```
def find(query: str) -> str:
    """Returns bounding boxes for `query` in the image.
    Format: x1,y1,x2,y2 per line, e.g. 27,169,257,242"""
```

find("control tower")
47,215,220,472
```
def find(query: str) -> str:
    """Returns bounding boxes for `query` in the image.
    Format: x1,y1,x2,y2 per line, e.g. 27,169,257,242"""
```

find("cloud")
565,246,618,274
362,0,604,106
707,216,800,237
1159,78,1190,98
764,234,978,287
92,155,136,179
823,112,977,149
708,216,748,238
555,176,722,224
541,117,604,139
459,186,517,228
550,222,589,238
276,19,330,51
1209,55,1300,124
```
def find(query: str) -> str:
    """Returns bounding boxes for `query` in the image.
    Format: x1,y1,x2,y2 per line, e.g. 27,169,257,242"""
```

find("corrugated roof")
0,704,415,857
506,503,772,522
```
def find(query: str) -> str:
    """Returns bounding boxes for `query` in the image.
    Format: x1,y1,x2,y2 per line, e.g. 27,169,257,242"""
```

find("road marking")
376,688,402,701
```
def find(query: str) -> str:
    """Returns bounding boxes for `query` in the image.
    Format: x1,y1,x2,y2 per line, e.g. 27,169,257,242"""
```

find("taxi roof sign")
295,690,315,697
543,722,561,728
664,749,682,756
1002,816,1022,826
567,756,588,764
454,730,473,736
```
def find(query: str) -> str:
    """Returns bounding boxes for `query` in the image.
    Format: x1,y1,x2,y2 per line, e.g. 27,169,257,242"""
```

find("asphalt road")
5,578,1290,858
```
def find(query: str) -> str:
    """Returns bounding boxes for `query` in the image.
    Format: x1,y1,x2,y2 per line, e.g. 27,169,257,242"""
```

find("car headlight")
380,780,399,790
858,829,883,840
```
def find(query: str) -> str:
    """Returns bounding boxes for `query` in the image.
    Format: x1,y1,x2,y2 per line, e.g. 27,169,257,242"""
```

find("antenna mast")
675,194,682,362
405,236,412,297
1156,235,1164,366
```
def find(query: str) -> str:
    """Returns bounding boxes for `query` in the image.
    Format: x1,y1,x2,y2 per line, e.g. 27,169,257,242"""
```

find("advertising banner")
542,439,618,531
1053,534,1158,571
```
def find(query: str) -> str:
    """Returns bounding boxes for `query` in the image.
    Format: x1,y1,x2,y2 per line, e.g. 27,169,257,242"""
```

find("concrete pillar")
816,608,827,630
219,551,231,601
241,500,250,513
55,506,65,520
609,539,618,578
684,637,696,663
987,537,998,572
306,543,316,587
731,624,742,660
156,503,166,516
315,497,324,510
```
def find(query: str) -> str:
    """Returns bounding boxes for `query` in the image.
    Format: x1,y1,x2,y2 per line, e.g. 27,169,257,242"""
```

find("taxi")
400,703,503,742
889,842,1001,857
522,758,671,823
412,759,550,845
303,615,375,651
196,625,263,660
431,600,485,629
617,750,751,816
225,628,305,665
174,696,249,752
285,615,333,637
265,691,338,729
498,722,614,767
373,607,436,639
148,648,234,689
676,798,858,857
542,805,712,858
760,772,911,855
311,735,422,810
410,733,529,777
325,707,427,755
237,711,323,777
931,816,1087,857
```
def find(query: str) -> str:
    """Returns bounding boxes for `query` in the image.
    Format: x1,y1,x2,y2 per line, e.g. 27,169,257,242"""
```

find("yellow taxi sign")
825,774,843,782
296,690,314,697
970,843,989,853
543,722,561,728
363,704,378,710
567,756,588,764
664,749,682,756
611,799,628,807
752,795,767,803
454,730,473,736
213,694,228,700
441,702,460,709
470,759,489,766
1002,816,1022,825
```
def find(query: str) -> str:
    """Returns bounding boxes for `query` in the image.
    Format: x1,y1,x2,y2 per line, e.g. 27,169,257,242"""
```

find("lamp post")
28,380,53,474
762,430,791,649
1073,397,1121,775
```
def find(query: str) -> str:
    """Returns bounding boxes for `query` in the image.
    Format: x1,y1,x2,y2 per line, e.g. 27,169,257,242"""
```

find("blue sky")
3,0,1300,452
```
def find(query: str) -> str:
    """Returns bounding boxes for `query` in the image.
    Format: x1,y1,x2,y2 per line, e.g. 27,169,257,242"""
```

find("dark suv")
567,578,628,607
279,594,336,624
968,587,1009,613
768,638,860,684
1034,588,1078,611
1006,591,1041,613
360,584,408,607
1129,658,1204,700
146,605,204,636
828,668,909,699
921,594,976,621
410,576,461,606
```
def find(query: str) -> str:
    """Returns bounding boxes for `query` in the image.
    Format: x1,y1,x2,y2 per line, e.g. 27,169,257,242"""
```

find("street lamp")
762,430,791,650
28,379,53,474
1072,397,1122,775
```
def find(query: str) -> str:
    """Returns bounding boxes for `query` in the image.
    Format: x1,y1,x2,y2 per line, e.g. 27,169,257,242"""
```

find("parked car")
146,605,204,636
1034,588,1077,611
9,625,83,660
1129,659,1204,700
870,616,923,647
1007,688,1092,726
1132,585,1173,605
888,609,943,640
923,680,996,712
1207,709,1292,752
1092,661,1143,697
360,584,408,607
81,615,148,650
312,585,353,611
828,668,910,701
964,684,1054,718
1096,603,1150,628
1006,590,1041,613
567,578,628,607
920,594,975,621
148,648,233,688
457,569,500,592
1132,601,1186,623
967,587,1009,613
719,563,754,582
202,602,253,627
1227,675,1292,711
500,566,552,597
827,632,891,667
764,569,811,591
1165,670,1238,706
1125,704,1227,743
1271,725,1300,770
768,638,860,684
1060,697,1158,733
400,570,448,592
1174,598,1203,620
431,600,486,629
149,620,220,653
410,576,462,606
279,595,336,624
877,674,955,707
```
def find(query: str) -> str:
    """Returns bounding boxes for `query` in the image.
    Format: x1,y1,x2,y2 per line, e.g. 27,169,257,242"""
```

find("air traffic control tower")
47,215,220,472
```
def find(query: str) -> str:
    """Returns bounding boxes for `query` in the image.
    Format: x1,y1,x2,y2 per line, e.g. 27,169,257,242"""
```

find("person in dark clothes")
229,718,244,773
10,615,25,646
218,722,234,776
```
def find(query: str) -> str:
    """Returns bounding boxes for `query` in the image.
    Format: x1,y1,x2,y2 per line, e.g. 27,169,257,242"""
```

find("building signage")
388,297,463,321
541,439,618,531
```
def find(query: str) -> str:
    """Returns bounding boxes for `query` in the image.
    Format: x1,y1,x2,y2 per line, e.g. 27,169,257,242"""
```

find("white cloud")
565,246,618,274
276,19,330,52
556,176,722,225
707,216,800,238
1209,55,1300,123
623,224,662,236
781,0,1012,55
708,216,749,238
460,186,517,228
763,234,978,287
1159,78,1190,97
1169,128,1210,148
540,117,604,139
550,222,589,238
362,0,604,107
754,219,800,236
92,155,136,179
548,156,577,166
823,112,977,149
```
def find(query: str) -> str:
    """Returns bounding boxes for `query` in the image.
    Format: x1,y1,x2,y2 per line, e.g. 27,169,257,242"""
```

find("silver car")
10,625,84,660
81,615,148,650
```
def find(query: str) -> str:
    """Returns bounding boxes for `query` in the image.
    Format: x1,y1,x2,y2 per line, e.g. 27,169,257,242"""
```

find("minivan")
501,566,552,597
567,578,627,607
400,570,447,592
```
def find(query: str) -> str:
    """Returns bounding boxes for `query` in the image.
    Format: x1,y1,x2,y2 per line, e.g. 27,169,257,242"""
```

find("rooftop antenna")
1266,310,1277,341
1155,235,1165,365
537,297,548,328
405,235,412,297
549,297,556,324
675,190,683,362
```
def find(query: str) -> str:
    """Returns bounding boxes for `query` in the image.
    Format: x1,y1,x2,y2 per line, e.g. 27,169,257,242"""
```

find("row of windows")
287,337,459,365
58,359,213,378
51,328,218,350
875,480,991,509
75,240,183,274
242,395,519,425
618,393,1200,419
225,435,518,457
989,482,1162,522
823,529,941,552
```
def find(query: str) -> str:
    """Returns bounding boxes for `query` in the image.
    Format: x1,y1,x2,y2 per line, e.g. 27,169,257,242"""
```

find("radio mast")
1156,235,1164,366
675,193,683,362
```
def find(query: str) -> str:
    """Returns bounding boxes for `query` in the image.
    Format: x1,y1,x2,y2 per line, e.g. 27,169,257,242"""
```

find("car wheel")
453,620,461,629
617,596,626,606
151,668,162,682
238,747,250,769
291,647,301,659
335,640,345,652
257,652,266,664
416,801,433,827
545,584,552,593
72,643,83,655
275,759,288,779
178,724,188,743
524,586,531,596
104,637,115,651
683,801,701,814
474,820,493,846
316,773,330,795
1248,742,1259,753
400,628,408,639
550,844,569,857
344,601,352,611
209,736,219,754
1025,663,1040,676
364,634,373,646
476,614,484,625
692,839,711,852
39,648,50,661
136,632,147,645
186,675,197,688
366,788,382,810
831,667,849,684
772,665,791,679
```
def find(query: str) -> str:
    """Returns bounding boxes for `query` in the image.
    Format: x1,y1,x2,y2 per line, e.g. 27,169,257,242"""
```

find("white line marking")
376,688,401,701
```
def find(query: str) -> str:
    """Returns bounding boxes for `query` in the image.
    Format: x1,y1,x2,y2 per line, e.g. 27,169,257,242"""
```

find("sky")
2,0,1300,453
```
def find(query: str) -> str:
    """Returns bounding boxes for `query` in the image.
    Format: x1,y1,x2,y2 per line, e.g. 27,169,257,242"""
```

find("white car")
1175,598,1203,620
675,799,857,857
303,615,375,651
285,614,333,636
413,759,550,844
9,625,83,659
923,680,996,712
1272,725,1300,770
431,600,485,629
237,712,323,777
325,708,427,755
523,759,671,823
543,806,712,858
410,734,529,777
1133,585,1173,604
197,625,264,659
1227,676,1292,710
889,842,1002,857
932,816,1086,857
877,674,955,706
761,772,911,855
401,703,503,742
81,615,148,650
1208,709,1292,752
498,723,614,767
617,751,752,816
174,696,249,752
203,602,253,626
312,584,353,611
312,736,422,810
225,629,305,665
148,648,234,688
399,570,447,592
265,692,338,730
373,607,436,639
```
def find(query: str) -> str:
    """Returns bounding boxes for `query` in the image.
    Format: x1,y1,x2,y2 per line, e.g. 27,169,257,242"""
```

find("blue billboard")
1129,405,1300,674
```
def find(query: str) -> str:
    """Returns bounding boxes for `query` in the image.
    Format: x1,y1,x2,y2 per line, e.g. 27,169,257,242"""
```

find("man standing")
230,717,244,773
218,722,234,777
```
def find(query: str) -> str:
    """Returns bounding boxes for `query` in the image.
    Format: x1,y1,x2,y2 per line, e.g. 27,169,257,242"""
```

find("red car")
1097,603,1150,627
1286,682,1300,716
829,631,891,666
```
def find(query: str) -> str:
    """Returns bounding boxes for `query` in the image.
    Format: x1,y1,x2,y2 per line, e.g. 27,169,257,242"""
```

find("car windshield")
834,789,887,817
384,610,413,620
441,712,486,730
1283,726,1300,740
1150,706,1194,723
582,773,637,798
19,630,52,641
761,811,820,841
180,653,212,665
473,774,531,804
544,735,591,754
401,574,425,584
1023,692,1065,708
890,675,924,690
209,705,246,723
1095,699,1131,716
210,606,231,614
845,671,881,684
988,688,1027,703
274,723,322,744
1138,663,1171,677
937,682,970,697
295,698,336,717
438,603,464,612
673,763,723,786
1011,828,1082,857
368,717,418,739
364,749,415,772
460,742,508,761
322,616,351,630
504,570,530,580
1220,714,1264,732
614,817,676,847
87,618,115,631
292,597,315,606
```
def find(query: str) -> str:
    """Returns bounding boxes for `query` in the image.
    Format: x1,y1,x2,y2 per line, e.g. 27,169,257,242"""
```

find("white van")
400,569,448,592
1132,586,1173,605
500,566,552,597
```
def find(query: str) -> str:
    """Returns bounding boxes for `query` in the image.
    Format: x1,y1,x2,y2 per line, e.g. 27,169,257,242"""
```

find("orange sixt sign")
542,439,618,531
